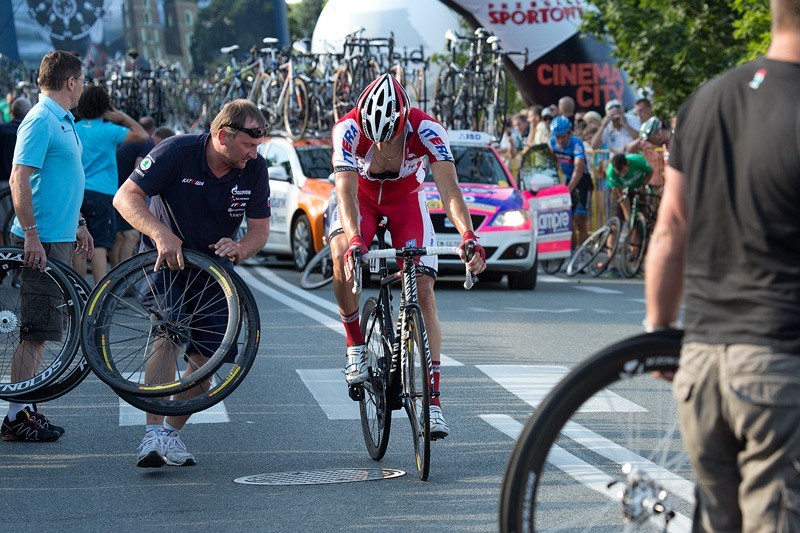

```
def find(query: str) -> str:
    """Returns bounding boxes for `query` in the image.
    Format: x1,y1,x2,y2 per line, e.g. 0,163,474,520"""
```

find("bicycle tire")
404,307,431,481
8,260,92,403
300,245,334,290
331,65,354,122
541,259,564,275
433,66,458,128
80,249,240,397
589,216,621,277
565,220,616,277
358,296,392,460
499,330,692,532
619,212,648,278
0,248,82,399
114,268,260,416
284,76,309,140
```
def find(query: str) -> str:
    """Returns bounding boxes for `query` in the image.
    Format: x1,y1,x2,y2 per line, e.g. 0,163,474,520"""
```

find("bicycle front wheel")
404,307,431,481
359,297,392,460
300,245,334,290
115,268,260,416
81,250,240,397
500,330,692,532
589,216,621,277
565,221,616,277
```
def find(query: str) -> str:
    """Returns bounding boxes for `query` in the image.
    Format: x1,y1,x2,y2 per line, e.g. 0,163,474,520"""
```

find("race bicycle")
351,220,476,481
499,329,692,531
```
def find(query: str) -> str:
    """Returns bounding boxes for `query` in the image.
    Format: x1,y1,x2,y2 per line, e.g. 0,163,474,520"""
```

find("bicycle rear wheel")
81,250,240,397
0,249,81,399
404,307,431,481
9,260,92,403
565,220,617,277
115,268,260,416
300,245,334,290
500,330,692,532
619,212,648,278
358,297,392,460
284,77,309,140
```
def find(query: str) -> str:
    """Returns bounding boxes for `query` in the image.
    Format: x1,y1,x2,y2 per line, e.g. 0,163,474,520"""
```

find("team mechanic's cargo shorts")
12,238,75,342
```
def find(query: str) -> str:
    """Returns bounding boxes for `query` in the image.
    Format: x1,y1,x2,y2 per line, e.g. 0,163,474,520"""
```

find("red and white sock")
430,363,441,407
341,309,364,347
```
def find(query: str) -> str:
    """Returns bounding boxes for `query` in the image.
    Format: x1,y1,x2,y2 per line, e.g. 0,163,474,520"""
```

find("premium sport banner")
439,0,637,112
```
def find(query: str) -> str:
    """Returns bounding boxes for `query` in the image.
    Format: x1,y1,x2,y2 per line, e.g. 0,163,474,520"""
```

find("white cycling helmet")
356,74,410,142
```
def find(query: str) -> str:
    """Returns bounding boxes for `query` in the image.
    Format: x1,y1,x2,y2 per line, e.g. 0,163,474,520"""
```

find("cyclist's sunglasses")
223,125,268,138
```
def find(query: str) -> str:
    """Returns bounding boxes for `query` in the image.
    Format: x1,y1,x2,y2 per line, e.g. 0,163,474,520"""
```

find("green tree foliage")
288,0,327,41
581,0,770,116
190,0,279,75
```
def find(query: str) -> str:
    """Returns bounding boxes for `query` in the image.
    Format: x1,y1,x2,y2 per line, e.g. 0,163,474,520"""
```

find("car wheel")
508,257,538,290
478,271,503,283
291,214,314,271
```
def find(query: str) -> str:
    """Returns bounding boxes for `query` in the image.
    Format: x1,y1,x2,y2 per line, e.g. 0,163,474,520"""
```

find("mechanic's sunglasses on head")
224,125,268,138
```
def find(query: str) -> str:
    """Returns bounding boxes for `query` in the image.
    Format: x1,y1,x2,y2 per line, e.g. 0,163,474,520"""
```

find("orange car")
256,135,334,270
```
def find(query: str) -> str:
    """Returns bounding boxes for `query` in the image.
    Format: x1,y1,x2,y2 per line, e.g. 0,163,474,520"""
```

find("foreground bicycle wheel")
500,330,692,532
8,260,92,403
566,218,619,277
115,269,260,416
0,249,81,399
358,297,392,460
81,250,240,397
404,307,431,481
300,245,334,290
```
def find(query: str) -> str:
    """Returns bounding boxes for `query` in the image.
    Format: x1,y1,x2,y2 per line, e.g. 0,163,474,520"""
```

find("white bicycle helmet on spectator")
639,116,663,141
356,74,410,142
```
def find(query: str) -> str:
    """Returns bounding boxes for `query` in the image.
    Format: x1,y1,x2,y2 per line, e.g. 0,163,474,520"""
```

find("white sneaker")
428,405,450,440
344,345,368,385
137,430,166,468
161,431,196,466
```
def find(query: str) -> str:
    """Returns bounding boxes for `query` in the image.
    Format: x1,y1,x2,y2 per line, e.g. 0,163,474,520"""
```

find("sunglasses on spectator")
224,125,268,138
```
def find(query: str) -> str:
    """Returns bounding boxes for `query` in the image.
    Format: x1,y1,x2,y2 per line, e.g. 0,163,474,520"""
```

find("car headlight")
491,209,529,228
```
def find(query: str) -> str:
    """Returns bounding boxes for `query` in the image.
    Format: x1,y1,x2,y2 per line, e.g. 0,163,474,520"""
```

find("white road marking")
481,414,694,530
507,307,581,313
243,268,462,366
477,365,645,412
113,373,231,426
119,400,230,426
573,286,623,294
296,369,358,420
539,274,570,283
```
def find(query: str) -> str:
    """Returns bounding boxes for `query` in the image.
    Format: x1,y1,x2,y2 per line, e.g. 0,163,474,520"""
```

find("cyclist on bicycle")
625,116,671,187
330,73,486,439
606,153,653,222
548,115,593,247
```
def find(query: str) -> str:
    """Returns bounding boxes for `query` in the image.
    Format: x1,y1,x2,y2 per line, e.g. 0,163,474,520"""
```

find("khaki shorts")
12,237,75,341
674,342,800,532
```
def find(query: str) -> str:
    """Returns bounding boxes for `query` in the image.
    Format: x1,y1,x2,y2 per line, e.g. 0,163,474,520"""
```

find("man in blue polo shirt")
114,99,271,468
2,51,94,443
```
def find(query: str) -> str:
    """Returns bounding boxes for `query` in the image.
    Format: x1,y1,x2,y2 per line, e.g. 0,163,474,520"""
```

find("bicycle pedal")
347,384,364,402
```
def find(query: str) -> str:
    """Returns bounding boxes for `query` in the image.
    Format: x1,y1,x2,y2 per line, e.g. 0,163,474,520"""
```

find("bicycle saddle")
262,37,279,45
220,45,239,54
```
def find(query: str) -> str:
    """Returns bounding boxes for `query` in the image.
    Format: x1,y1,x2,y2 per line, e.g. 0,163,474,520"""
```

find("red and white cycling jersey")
332,108,454,204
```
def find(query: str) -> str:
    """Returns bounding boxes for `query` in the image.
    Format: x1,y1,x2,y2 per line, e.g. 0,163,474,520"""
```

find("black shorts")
81,190,117,249
571,176,594,217
135,261,238,359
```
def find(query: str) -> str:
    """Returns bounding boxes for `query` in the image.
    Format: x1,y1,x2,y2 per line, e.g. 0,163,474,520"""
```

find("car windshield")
296,145,333,179
424,145,512,187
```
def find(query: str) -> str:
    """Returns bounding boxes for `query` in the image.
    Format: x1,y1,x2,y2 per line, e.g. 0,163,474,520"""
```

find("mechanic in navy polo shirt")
113,99,270,468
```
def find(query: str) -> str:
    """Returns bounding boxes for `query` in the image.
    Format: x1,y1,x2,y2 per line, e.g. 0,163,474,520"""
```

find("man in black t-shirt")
0,98,32,182
645,1,800,529
114,99,270,469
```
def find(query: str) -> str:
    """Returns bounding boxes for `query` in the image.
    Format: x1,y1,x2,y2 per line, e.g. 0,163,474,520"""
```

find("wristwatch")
27,0,105,50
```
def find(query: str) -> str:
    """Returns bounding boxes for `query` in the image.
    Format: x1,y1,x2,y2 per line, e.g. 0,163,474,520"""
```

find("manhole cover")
234,468,405,486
